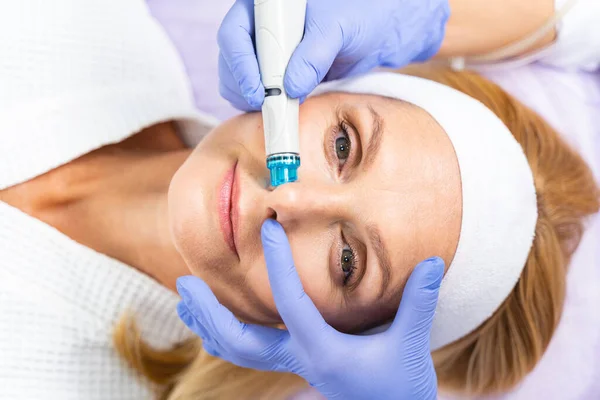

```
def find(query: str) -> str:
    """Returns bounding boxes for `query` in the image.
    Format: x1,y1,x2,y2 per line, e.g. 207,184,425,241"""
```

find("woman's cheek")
288,233,342,317
243,230,338,322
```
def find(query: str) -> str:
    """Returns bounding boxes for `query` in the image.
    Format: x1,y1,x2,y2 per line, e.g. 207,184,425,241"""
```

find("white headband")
313,72,538,350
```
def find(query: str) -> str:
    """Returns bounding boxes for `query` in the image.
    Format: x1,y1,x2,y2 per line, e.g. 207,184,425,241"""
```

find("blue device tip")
267,154,300,187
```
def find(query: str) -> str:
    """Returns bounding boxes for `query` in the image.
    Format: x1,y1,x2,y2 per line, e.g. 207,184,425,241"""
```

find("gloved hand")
176,219,444,400
217,0,450,111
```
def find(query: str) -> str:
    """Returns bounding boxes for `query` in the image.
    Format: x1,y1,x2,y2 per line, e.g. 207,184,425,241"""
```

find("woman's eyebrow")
362,106,385,171
367,223,392,300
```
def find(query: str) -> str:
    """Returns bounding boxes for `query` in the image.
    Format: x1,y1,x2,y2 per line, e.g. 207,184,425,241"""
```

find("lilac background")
147,0,238,121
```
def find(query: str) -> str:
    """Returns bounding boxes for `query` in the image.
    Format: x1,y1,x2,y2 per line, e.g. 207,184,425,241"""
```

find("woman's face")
169,93,461,332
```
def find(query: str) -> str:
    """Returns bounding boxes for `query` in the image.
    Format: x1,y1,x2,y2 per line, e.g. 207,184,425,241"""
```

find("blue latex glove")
217,0,450,111
177,219,444,400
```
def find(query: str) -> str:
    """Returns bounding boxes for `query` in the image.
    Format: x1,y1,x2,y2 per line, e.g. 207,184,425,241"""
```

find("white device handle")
255,0,306,156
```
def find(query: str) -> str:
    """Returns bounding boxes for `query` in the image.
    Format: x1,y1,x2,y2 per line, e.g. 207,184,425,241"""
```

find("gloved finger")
283,17,343,99
410,4,450,63
202,341,291,373
390,257,445,341
177,300,211,342
202,341,221,358
176,275,289,364
217,0,264,109
325,53,381,82
261,219,332,347
219,54,259,112
182,300,293,374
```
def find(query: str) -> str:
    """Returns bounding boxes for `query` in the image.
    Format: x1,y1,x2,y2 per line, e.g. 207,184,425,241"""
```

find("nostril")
267,208,278,221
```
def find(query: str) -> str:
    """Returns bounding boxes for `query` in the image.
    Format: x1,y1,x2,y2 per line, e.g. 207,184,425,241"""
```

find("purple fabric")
146,2,600,399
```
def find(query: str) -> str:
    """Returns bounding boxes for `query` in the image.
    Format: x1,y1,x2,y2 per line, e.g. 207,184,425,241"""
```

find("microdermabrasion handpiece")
255,0,307,187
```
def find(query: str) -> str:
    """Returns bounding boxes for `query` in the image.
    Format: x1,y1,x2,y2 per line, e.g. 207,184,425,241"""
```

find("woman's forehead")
357,97,461,285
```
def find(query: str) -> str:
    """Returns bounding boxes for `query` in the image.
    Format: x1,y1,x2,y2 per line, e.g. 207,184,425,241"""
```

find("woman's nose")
264,182,342,228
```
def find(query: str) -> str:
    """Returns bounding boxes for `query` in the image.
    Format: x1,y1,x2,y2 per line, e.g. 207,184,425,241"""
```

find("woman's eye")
333,122,352,167
336,135,351,161
341,247,356,284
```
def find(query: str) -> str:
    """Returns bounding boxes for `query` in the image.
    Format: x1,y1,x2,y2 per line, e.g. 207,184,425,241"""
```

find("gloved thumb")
390,257,445,341
284,22,343,99
261,219,329,343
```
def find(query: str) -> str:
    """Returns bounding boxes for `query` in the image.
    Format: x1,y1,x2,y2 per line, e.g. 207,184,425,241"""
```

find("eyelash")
329,120,354,172
340,233,360,288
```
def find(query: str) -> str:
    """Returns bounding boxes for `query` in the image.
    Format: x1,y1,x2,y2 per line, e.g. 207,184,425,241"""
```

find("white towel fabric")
0,0,214,398
0,201,192,399
0,0,216,191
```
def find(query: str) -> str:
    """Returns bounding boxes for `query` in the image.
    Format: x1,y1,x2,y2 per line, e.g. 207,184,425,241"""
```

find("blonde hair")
114,67,599,399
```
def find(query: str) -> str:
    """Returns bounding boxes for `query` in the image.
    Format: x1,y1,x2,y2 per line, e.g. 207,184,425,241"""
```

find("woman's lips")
230,163,240,256
219,161,239,257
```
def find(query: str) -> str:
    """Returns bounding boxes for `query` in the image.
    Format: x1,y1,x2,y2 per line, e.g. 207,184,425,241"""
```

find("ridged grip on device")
267,153,301,187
